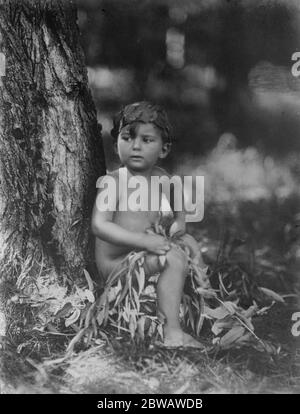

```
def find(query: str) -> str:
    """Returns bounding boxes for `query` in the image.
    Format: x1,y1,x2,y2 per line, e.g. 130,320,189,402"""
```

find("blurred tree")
77,0,300,155
78,0,169,98
0,0,105,297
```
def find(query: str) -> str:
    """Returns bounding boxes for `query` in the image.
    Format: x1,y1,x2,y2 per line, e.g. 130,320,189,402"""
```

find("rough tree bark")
0,0,106,328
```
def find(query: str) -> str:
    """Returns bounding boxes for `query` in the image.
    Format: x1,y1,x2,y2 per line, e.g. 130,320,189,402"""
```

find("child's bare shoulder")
96,167,123,186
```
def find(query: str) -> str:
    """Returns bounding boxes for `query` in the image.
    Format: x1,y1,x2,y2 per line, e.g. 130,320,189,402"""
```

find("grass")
1,222,298,394
2,320,298,394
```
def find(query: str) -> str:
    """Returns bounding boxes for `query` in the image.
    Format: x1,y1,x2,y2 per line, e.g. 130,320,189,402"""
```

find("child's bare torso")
95,167,166,278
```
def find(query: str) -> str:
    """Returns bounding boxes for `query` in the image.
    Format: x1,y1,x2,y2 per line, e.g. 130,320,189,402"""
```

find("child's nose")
132,137,142,150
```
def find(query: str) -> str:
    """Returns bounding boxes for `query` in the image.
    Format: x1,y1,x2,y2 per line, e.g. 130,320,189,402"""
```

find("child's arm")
91,176,170,255
153,166,186,237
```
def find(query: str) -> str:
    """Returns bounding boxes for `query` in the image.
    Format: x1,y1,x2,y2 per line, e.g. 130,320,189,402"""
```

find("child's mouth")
130,156,144,160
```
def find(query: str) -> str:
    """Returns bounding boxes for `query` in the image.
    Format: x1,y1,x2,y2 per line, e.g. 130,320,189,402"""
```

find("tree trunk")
0,0,106,332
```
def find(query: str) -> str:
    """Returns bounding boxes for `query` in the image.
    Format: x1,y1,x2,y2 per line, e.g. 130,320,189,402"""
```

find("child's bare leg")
98,247,204,348
157,248,186,332
145,247,203,348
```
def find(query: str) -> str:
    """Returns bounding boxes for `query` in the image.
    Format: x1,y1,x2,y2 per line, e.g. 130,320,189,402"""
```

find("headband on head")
111,101,172,142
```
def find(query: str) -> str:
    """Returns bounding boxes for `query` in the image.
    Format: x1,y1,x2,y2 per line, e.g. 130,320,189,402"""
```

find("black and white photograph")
0,0,299,397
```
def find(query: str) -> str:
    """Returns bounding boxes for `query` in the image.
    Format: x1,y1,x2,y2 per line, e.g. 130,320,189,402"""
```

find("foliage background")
77,0,300,161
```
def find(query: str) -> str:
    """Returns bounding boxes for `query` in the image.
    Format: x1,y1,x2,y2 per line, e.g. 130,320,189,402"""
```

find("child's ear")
113,142,118,155
159,142,171,159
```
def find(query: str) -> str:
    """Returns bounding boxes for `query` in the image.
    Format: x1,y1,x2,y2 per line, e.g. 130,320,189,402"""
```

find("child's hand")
143,233,170,255
169,219,186,238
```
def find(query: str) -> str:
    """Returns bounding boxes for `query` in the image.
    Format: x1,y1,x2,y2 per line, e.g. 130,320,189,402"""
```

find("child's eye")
121,135,131,141
143,137,153,143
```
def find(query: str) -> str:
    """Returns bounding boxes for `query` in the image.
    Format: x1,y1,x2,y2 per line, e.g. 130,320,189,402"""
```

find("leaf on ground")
46,323,60,334
256,303,274,315
204,305,231,320
258,287,285,303
192,265,210,288
129,315,137,338
108,285,122,303
196,288,217,298
137,316,146,340
237,332,252,344
96,308,106,326
65,308,81,327
137,265,145,295
221,301,239,315
54,302,73,319
211,318,235,335
158,255,166,270
131,287,140,312
241,303,259,318
219,326,245,348
254,339,279,355
83,269,94,292
236,313,254,331
186,298,195,330
84,290,95,303
196,313,204,336
143,284,156,298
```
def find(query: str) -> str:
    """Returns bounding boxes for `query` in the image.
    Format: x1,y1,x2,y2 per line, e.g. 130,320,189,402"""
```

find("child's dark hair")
111,101,172,143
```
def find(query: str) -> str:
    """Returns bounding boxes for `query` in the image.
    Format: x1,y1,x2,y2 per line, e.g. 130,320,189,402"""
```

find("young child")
91,101,205,348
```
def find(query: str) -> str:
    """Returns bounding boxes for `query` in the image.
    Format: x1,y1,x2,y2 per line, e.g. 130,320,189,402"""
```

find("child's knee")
144,248,189,277
180,233,198,250
179,233,203,262
144,254,161,276
166,247,188,274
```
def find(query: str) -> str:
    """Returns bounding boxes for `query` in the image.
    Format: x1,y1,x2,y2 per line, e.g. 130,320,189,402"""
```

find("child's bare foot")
163,329,204,349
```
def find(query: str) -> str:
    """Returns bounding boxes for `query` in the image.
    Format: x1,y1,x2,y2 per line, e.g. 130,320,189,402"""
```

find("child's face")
116,122,170,173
